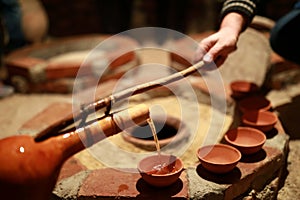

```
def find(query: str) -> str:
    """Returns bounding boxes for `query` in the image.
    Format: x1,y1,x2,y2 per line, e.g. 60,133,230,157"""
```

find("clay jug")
0,104,149,200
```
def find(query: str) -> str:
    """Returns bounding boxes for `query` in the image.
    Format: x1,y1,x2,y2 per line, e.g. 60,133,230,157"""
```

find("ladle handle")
85,61,205,112
42,60,205,138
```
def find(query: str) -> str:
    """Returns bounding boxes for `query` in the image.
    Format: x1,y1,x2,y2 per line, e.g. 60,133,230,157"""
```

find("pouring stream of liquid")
147,118,176,174
147,118,161,155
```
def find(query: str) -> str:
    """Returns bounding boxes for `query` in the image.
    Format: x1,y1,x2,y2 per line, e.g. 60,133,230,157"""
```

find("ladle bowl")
137,154,184,187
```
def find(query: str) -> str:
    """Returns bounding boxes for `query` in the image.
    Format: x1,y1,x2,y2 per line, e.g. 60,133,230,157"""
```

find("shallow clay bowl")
224,127,266,155
137,154,184,187
197,144,241,174
230,80,259,99
238,95,271,113
242,110,278,132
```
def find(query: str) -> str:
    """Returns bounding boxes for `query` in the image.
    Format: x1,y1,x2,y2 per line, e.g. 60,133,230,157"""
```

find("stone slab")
52,170,91,200
188,146,284,200
188,120,289,200
78,168,188,200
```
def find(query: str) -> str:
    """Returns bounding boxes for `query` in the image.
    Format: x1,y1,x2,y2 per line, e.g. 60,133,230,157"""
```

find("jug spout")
60,103,150,156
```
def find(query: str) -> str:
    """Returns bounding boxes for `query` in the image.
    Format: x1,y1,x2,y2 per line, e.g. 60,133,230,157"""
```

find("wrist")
220,12,245,36
220,0,257,29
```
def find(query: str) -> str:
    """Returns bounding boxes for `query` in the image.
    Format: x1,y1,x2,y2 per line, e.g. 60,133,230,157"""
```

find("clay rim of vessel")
230,80,259,94
238,95,272,112
224,127,266,147
197,144,242,165
230,80,259,98
242,110,278,126
137,154,184,177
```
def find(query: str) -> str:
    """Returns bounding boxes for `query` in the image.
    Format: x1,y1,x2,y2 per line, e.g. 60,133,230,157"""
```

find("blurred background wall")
39,0,298,37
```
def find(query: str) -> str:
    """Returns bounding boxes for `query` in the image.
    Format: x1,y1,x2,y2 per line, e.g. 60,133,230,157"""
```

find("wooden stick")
80,60,205,115
39,60,205,139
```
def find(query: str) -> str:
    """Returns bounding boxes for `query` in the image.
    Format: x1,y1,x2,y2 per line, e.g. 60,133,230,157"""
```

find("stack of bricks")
4,34,139,93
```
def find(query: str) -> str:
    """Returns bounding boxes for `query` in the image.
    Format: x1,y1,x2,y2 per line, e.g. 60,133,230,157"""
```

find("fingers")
211,40,237,58
193,46,205,63
193,34,218,64
194,34,238,68
200,55,228,71
203,53,213,63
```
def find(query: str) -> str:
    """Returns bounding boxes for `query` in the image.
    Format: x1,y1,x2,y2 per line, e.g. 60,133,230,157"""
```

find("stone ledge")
79,168,188,200
53,168,188,200
188,145,285,200
52,120,288,200
52,170,91,200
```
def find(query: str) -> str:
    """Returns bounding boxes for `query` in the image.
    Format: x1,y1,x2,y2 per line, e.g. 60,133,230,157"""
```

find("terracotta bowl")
224,127,266,155
197,144,241,174
230,80,259,99
137,154,184,187
242,110,278,132
238,95,271,113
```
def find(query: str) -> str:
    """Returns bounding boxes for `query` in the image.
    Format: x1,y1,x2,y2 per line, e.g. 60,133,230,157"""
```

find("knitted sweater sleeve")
220,0,259,29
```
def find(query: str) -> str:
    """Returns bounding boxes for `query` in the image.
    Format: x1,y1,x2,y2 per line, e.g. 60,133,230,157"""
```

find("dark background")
40,0,298,37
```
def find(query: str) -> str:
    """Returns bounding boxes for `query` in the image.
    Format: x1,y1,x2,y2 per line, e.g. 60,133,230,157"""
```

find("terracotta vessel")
230,80,259,99
197,144,241,174
0,104,149,200
238,95,272,113
224,127,266,155
242,110,278,132
137,154,184,187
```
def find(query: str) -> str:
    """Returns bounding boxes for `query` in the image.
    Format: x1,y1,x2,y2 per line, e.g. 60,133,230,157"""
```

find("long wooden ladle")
36,60,206,140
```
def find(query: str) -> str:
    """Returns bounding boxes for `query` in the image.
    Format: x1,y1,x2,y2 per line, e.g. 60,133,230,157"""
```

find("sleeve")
220,0,259,29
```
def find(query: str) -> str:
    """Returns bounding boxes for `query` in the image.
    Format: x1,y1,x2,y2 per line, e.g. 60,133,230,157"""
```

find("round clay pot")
137,154,184,187
122,115,184,151
238,95,271,113
197,144,241,174
242,110,278,132
0,104,150,200
224,127,266,155
230,80,259,99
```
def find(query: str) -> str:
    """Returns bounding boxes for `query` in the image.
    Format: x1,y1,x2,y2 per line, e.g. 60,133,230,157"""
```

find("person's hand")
194,12,246,68
195,27,239,67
